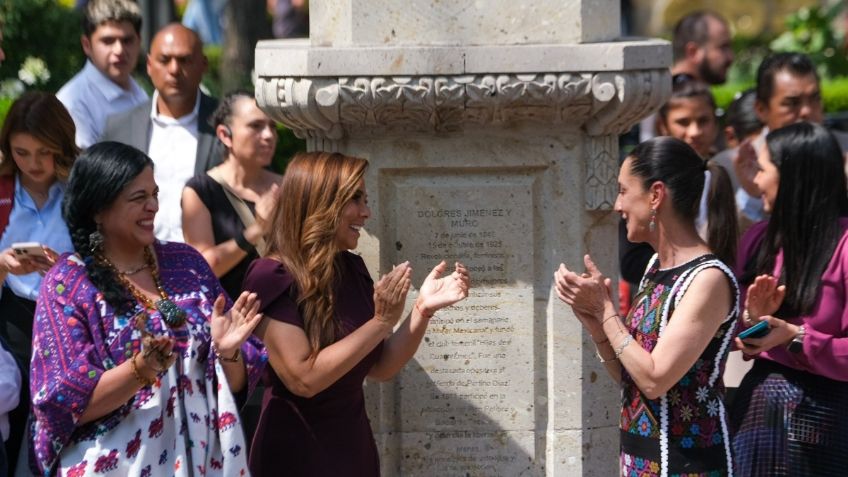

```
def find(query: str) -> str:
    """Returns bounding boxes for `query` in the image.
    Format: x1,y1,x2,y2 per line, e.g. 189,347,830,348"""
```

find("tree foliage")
0,0,85,92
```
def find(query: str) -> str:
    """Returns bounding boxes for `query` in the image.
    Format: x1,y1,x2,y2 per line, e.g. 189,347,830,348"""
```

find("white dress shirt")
57,61,148,149
148,90,200,242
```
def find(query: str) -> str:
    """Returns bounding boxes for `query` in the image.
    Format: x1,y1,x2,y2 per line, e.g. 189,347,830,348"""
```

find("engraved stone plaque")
384,171,539,475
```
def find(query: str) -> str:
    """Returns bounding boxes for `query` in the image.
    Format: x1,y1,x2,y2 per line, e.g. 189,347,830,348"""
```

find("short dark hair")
82,0,142,37
658,75,717,122
755,52,818,105
0,91,79,180
63,142,154,313
672,11,726,63
749,122,848,315
724,88,762,141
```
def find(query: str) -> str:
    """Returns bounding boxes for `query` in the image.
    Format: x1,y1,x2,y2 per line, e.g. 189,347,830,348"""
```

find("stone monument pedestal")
256,2,670,474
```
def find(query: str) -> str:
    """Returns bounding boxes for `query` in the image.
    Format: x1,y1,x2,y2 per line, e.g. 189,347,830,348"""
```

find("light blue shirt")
0,176,74,300
57,60,149,149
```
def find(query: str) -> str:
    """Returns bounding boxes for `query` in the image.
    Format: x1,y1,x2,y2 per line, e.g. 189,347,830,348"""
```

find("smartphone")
738,320,770,340
11,242,46,259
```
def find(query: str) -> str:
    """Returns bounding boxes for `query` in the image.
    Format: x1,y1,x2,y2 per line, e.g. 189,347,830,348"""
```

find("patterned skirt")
730,359,848,477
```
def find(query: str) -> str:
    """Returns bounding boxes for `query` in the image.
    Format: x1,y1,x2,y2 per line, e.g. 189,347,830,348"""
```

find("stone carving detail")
256,70,669,140
585,135,619,210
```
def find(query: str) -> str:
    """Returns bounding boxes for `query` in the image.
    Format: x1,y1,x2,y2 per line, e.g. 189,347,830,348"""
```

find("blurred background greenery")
0,0,305,172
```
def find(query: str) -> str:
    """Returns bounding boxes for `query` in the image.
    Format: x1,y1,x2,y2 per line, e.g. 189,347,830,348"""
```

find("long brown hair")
266,152,369,353
0,91,79,179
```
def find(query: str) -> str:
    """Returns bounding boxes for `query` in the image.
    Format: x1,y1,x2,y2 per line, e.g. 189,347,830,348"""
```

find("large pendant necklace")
98,246,187,328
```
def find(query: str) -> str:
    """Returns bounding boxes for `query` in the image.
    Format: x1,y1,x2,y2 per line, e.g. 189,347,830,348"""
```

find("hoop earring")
89,224,105,254
648,208,657,233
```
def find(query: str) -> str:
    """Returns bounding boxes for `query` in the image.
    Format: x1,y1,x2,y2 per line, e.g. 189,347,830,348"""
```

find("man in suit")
102,23,223,242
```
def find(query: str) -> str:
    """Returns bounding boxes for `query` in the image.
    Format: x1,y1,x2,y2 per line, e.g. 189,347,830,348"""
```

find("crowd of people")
559,9,848,477
1,1,848,476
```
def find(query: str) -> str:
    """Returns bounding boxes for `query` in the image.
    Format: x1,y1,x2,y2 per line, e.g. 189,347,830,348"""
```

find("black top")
184,173,258,300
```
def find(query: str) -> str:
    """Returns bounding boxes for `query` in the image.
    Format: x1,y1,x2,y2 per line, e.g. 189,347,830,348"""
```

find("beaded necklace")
97,246,187,328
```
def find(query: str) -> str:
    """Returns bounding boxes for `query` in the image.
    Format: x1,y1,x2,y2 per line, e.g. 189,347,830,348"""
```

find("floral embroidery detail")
148,415,164,438
93,449,119,473
125,429,142,459
637,414,652,436
217,412,238,431
706,399,720,417
66,460,87,477
34,243,267,476
620,255,738,476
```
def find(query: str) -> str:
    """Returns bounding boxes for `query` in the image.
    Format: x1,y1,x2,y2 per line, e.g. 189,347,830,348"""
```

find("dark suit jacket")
101,91,224,175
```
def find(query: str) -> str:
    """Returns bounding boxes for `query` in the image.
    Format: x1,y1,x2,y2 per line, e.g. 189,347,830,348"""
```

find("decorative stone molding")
256,69,670,141
585,135,618,210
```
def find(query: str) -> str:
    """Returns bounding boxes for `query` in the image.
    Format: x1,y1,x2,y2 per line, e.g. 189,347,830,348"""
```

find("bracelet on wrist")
130,352,156,387
234,230,256,254
614,334,633,359
212,342,241,363
415,301,434,319
602,314,619,325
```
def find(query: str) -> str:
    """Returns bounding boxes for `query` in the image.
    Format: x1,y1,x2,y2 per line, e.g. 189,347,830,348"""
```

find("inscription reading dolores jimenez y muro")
391,173,535,434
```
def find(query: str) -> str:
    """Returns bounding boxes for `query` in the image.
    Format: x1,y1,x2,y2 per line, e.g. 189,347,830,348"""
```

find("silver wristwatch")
786,325,806,353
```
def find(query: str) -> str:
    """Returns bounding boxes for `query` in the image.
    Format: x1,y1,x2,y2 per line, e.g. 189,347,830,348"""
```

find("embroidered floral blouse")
30,241,266,476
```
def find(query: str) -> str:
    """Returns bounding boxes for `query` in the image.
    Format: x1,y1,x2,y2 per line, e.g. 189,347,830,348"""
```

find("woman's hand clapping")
211,292,263,359
554,254,614,321
744,274,785,321
373,262,412,327
416,261,470,317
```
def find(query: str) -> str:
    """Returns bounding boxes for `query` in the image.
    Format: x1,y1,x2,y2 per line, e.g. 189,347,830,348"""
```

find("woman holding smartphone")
0,91,78,470
731,122,848,476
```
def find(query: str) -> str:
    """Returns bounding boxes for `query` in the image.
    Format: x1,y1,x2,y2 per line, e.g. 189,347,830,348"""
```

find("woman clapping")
30,142,266,476
244,152,470,477
182,90,281,300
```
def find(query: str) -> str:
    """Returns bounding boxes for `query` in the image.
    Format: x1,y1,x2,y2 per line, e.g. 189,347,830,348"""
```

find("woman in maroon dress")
244,152,470,476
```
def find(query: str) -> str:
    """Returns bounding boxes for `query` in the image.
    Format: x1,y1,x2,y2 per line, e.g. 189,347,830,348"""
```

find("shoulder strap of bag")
0,174,15,238
206,168,267,256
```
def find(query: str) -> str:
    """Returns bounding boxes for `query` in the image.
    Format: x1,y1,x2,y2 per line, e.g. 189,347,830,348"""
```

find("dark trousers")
0,288,35,475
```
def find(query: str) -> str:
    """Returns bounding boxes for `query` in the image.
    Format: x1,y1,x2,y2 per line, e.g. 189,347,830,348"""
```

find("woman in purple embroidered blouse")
731,122,848,475
30,142,266,476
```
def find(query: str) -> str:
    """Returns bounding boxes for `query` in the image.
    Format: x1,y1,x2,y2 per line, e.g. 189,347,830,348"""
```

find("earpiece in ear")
224,126,233,137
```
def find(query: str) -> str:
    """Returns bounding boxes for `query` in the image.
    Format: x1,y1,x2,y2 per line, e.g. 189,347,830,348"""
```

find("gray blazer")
101,91,224,175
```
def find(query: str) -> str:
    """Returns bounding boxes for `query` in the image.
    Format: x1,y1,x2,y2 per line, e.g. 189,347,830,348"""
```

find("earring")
89,224,104,254
648,209,657,233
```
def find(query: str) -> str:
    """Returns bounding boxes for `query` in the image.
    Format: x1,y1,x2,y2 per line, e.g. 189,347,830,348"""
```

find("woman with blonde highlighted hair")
244,151,471,476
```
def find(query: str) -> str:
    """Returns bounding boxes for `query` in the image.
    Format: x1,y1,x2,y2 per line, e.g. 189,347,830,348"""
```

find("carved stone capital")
256,69,670,140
